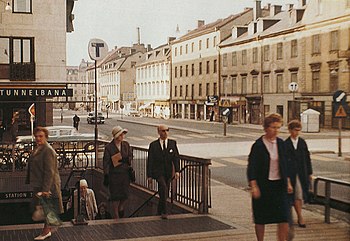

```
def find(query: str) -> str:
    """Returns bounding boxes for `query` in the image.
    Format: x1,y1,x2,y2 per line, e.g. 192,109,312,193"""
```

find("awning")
139,101,154,110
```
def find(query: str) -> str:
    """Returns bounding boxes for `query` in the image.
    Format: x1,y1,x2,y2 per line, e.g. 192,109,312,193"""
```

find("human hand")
251,186,261,199
41,191,51,198
287,183,293,194
174,172,180,179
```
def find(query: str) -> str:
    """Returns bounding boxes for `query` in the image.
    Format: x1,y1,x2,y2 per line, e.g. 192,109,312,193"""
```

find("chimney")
197,20,205,28
300,0,306,7
286,4,294,11
147,44,152,51
136,27,141,45
254,0,262,20
114,46,118,50
167,37,176,44
270,5,282,16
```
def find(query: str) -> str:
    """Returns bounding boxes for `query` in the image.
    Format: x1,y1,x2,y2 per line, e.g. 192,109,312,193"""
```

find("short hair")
288,119,302,130
33,126,49,138
263,113,283,129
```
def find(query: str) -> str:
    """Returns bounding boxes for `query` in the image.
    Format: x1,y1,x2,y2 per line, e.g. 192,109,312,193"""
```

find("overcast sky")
66,0,300,66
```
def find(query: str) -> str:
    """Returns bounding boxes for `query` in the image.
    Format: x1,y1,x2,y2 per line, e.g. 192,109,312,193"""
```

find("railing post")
325,181,331,224
200,161,210,214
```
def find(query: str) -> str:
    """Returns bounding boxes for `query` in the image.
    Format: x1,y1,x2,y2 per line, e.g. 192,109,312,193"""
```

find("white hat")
80,179,88,188
112,126,128,139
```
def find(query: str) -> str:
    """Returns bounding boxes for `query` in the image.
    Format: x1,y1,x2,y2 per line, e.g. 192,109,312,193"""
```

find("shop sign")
0,88,73,97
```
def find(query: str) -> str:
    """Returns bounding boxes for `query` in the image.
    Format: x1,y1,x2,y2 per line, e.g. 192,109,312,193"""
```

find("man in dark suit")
147,124,180,219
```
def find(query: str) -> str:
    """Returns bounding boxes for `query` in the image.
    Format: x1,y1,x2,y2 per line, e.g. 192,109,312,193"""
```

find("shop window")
13,0,32,13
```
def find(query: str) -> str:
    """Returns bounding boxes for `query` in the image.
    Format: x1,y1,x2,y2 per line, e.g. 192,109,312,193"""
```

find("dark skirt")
109,170,130,201
252,180,289,224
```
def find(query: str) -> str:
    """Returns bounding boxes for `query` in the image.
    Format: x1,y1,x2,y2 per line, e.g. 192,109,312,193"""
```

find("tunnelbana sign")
0,88,73,97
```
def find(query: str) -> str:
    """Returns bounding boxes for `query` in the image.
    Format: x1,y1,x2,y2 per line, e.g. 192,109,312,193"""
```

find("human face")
34,131,47,145
158,125,169,140
264,121,281,139
289,127,301,139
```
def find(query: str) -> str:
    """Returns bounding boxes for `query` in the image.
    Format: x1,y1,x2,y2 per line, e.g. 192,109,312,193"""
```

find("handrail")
128,164,201,218
312,176,350,223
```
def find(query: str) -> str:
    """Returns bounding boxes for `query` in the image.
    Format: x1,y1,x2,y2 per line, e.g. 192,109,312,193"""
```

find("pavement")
11,111,344,240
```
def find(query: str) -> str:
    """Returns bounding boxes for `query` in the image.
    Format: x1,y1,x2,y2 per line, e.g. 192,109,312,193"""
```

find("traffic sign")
333,90,346,103
335,105,347,117
288,82,299,92
88,38,108,61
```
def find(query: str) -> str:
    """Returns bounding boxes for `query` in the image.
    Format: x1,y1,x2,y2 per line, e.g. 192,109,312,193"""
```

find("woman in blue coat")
247,113,293,241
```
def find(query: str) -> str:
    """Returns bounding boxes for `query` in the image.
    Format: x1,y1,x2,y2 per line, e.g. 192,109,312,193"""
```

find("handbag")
38,196,62,226
32,205,45,221
128,167,136,183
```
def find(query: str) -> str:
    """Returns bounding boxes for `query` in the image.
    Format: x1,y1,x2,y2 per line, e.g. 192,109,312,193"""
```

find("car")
87,112,105,124
16,126,96,143
125,109,141,117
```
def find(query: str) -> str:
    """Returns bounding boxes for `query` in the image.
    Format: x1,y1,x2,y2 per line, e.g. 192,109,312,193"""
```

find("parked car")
125,109,141,117
87,112,105,124
16,126,96,143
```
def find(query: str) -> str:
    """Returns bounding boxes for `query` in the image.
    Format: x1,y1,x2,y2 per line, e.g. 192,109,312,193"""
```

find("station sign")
0,88,73,97
0,191,33,200
88,38,108,61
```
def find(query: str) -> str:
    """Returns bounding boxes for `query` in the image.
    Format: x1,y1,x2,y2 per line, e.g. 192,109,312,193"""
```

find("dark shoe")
118,210,124,218
161,214,168,219
34,232,52,240
298,221,306,228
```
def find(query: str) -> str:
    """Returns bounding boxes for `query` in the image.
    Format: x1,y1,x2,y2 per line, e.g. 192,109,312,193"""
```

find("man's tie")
162,140,166,151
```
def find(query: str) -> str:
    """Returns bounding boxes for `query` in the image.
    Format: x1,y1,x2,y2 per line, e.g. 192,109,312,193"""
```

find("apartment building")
220,0,350,128
0,0,76,135
170,4,269,121
135,43,171,118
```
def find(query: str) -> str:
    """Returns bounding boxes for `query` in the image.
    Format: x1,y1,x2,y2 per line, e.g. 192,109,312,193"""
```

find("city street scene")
0,0,349,240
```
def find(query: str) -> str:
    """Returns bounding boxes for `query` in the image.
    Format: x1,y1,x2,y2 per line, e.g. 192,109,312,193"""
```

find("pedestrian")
67,179,98,221
285,120,313,228
247,113,293,241
95,202,112,220
26,127,63,240
60,107,63,123
73,114,80,130
147,124,180,219
103,126,133,220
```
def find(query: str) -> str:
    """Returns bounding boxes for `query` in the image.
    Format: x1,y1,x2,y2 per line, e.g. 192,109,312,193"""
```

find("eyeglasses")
160,129,169,132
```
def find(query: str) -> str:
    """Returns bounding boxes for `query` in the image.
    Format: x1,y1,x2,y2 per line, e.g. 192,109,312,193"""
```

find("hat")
112,126,128,139
80,179,88,188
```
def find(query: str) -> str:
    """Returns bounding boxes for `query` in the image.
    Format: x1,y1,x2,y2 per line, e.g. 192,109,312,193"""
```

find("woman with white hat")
103,126,133,220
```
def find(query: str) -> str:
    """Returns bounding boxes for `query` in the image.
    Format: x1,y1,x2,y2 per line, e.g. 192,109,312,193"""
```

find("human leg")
255,224,265,241
277,222,289,241
156,176,170,215
294,199,305,226
118,199,127,218
112,200,120,219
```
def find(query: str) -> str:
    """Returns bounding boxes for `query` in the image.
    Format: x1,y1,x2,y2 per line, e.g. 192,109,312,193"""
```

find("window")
263,45,270,61
185,65,188,77
213,83,217,95
232,52,237,66
291,72,297,83
276,74,284,93
185,85,188,97
242,50,247,65
174,67,177,78
199,40,202,50
277,43,283,60
232,77,237,94
222,53,228,67
312,34,321,54
174,47,177,57
199,62,202,75
199,83,202,96
13,0,32,13
191,84,194,99
206,38,209,48
263,75,270,93
291,40,298,58
185,44,188,54
206,83,210,96
191,64,194,76
180,66,183,77
206,61,210,74
13,38,33,63
241,76,247,94
213,59,217,73
312,71,320,92
174,86,177,97
330,30,339,51
180,85,183,97
213,36,217,47
180,46,183,55
252,47,258,63
0,38,10,64
252,76,258,94
191,42,194,52
329,70,338,92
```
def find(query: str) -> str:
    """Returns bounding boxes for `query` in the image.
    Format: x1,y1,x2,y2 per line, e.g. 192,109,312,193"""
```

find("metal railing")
312,176,350,223
1,141,212,214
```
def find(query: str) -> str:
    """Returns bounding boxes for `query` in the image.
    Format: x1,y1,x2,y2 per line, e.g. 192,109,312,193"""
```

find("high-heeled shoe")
298,221,306,228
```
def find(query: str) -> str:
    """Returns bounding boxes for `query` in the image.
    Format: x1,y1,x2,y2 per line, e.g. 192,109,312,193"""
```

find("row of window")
137,63,169,80
173,82,218,98
174,60,217,78
174,36,217,57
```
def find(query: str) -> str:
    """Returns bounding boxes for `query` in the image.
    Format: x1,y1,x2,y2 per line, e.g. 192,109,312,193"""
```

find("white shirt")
263,136,281,180
159,138,168,150
291,136,299,150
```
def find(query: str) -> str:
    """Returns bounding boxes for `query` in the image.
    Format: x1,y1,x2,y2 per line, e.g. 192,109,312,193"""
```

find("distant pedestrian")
73,114,80,130
247,113,293,241
103,126,133,220
147,124,180,219
285,120,313,228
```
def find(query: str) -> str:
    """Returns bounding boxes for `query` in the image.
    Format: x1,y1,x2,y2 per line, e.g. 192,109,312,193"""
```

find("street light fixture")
1,0,11,11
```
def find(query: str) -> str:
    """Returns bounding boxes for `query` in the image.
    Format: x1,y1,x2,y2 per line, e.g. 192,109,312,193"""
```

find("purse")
128,167,136,183
32,205,45,221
